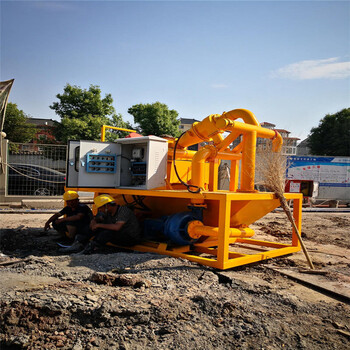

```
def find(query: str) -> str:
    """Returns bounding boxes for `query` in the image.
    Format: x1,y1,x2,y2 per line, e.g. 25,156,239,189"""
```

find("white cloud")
271,57,350,80
211,84,229,89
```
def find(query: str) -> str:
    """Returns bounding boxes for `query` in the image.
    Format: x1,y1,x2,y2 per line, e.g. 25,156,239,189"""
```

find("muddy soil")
0,212,349,349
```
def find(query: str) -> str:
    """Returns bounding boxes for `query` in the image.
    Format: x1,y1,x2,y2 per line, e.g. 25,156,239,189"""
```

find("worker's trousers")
91,229,139,247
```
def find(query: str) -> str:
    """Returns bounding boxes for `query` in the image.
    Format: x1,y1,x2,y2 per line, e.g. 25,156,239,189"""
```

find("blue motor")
163,211,200,245
143,207,204,245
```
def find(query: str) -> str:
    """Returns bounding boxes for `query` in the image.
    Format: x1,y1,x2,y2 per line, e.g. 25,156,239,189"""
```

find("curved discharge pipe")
177,109,260,149
174,108,283,193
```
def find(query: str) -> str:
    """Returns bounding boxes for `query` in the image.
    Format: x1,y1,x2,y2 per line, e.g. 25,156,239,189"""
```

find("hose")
173,132,201,194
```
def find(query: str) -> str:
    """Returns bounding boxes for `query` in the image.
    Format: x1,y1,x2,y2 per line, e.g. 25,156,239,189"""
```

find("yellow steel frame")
100,125,137,142
69,186,302,270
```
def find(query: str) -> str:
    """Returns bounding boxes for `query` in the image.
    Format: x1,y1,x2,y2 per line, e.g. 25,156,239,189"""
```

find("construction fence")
0,140,67,200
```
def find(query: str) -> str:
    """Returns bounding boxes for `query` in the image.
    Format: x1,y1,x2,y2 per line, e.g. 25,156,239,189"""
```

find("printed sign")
287,156,350,188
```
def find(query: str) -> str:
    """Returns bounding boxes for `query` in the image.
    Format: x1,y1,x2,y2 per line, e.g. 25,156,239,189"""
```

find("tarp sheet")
0,79,14,133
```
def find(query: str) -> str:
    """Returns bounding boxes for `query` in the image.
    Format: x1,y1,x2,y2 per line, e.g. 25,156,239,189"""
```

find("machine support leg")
217,197,231,269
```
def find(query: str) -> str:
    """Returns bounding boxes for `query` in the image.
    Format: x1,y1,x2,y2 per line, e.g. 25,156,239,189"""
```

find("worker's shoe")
59,240,84,254
80,241,99,255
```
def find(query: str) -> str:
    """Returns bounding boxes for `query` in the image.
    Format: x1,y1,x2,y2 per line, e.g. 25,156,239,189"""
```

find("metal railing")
6,142,67,196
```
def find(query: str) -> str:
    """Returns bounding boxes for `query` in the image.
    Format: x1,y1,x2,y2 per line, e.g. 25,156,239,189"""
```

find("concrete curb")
0,197,94,210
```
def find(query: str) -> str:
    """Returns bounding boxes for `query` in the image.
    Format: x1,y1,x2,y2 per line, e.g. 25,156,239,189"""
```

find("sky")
1,0,349,141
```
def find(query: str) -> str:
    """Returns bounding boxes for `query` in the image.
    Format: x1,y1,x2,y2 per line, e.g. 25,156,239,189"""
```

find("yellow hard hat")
94,194,115,208
63,191,79,201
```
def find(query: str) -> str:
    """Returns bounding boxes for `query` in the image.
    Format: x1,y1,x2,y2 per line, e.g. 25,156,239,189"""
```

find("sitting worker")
44,191,93,243
81,194,142,254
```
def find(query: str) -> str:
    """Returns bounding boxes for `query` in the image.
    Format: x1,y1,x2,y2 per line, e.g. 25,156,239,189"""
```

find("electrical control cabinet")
66,136,168,190
117,136,168,189
67,140,121,188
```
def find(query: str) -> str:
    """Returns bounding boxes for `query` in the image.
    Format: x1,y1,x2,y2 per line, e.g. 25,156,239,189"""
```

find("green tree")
105,113,134,142
3,103,36,142
128,102,180,137
50,84,130,143
308,108,350,156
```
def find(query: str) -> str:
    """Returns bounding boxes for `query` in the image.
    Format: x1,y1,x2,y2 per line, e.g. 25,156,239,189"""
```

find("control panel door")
67,140,121,188
66,141,80,188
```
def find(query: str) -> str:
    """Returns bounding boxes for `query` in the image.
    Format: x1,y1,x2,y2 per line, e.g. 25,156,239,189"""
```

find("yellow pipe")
168,149,197,160
240,131,257,192
216,151,242,161
215,109,260,152
221,108,260,127
191,146,216,190
216,130,242,152
231,141,243,154
177,109,259,149
169,148,241,162
175,109,262,192
177,114,224,148
187,220,255,239
174,108,282,194
224,120,283,152
101,125,137,142
208,159,219,191
230,160,239,191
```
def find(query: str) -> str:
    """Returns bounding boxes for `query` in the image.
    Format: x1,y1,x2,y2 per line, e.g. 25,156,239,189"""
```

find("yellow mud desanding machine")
65,109,302,270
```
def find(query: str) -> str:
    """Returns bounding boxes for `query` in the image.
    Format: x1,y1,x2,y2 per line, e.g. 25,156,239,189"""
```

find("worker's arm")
90,220,125,232
54,213,84,225
44,211,85,231
44,212,62,231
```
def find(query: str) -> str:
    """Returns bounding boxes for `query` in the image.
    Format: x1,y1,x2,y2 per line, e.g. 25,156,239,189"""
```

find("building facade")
179,118,200,132
259,122,299,155
27,117,57,143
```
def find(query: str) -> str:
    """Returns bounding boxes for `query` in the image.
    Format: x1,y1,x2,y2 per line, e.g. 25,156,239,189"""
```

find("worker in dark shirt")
81,194,142,254
44,191,92,241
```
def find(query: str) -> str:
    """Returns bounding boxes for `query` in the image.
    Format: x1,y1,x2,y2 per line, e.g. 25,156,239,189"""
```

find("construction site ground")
0,211,349,349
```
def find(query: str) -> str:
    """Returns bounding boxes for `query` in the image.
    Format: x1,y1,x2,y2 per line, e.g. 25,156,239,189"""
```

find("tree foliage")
50,84,115,120
3,103,36,142
308,108,350,156
106,113,134,141
50,84,131,143
128,102,180,137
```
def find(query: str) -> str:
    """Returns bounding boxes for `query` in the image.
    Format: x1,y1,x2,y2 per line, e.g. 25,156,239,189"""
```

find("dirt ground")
0,211,349,349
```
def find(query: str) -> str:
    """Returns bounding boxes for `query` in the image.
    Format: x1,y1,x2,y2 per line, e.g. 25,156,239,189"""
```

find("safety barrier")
0,141,67,199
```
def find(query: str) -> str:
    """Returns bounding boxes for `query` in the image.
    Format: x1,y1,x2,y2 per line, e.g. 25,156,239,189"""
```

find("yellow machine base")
111,237,300,270
72,188,302,270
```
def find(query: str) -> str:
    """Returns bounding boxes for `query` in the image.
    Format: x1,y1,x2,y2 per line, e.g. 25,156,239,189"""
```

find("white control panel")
67,136,168,190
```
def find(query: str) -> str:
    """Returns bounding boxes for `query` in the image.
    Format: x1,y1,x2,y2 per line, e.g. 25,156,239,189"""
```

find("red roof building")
258,124,300,155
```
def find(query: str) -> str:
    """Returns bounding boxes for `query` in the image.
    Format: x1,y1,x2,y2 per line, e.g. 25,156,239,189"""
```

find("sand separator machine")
66,108,302,270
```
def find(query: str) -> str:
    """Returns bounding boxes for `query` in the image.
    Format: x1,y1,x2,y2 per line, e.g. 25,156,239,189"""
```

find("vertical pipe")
101,126,106,142
240,131,257,192
191,147,214,189
100,125,136,142
229,160,239,192
209,160,219,191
